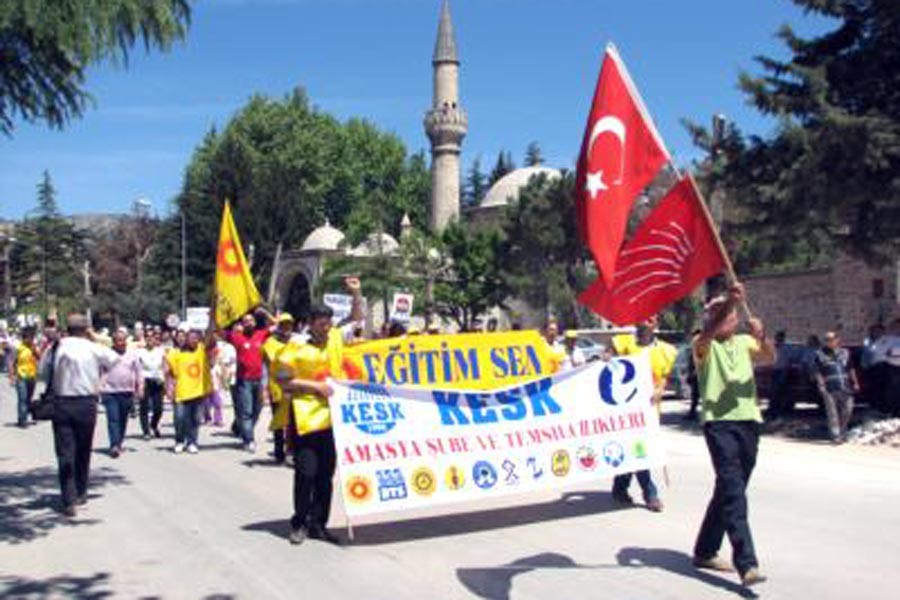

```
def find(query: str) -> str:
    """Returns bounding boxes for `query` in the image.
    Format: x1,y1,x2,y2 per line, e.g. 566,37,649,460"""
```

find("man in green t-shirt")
691,283,775,588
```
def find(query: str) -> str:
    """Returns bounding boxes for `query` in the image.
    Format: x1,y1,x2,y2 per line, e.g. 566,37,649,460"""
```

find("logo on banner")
376,468,408,501
411,467,437,496
551,450,571,477
472,461,498,489
501,459,519,486
633,440,648,459
445,465,466,491
576,446,599,471
599,358,639,406
526,456,544,480
603,442,626,468
346,475,374,504
343,383,405,435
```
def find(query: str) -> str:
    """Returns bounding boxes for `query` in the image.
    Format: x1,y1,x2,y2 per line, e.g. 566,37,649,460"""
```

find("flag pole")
684,173,753,320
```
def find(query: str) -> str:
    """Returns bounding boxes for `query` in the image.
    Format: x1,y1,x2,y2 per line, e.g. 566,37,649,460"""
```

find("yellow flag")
214,201,262,328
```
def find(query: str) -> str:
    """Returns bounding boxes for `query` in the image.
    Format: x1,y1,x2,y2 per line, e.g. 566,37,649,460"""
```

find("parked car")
574,335,606,363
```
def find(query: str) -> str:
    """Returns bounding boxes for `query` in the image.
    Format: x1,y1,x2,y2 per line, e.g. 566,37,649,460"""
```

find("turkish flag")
576,45,670,286
578,177,726,326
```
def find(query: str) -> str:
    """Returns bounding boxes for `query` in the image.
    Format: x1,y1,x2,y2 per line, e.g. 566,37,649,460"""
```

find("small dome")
480,166,562,208
301,221,345,252
349,232,400,257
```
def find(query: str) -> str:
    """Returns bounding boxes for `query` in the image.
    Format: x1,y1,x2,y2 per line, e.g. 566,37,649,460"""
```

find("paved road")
2,381,899,599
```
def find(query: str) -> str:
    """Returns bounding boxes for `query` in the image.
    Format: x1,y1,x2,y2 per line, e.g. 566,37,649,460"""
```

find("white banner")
185,307,210,331
323,293,353,324
390,292,414,323
330,355,664,517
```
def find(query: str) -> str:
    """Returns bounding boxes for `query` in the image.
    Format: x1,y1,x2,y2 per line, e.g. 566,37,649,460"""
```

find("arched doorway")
283,272,311,322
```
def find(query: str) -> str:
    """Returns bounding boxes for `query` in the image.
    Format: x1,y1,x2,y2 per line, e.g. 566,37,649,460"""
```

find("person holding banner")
610,315,676,512
279,277,363,545
691,283,774,587
166,328,218,455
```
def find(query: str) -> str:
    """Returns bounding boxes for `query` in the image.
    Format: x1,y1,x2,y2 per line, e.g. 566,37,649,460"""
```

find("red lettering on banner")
449,437,469,453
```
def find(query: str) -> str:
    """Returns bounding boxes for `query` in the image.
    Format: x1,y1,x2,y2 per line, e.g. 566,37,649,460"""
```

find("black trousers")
694,420,760,575
52,396,98,508
272,402,285,462
140,379,165,435
291,428,336,531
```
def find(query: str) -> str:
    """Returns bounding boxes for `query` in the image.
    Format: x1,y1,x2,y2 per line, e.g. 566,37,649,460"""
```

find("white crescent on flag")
585,115,627,200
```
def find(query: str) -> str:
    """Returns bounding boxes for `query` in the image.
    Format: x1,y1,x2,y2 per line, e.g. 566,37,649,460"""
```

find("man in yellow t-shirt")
280,276,363,546
610,314,677,512
8,327,40,427
262,313,299,464
165,329,217,455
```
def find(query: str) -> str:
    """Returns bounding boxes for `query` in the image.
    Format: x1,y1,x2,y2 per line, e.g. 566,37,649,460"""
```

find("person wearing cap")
41,314,122,517
609,315,676,512
559,330,586,372
691,283,774,588
261,313,300,463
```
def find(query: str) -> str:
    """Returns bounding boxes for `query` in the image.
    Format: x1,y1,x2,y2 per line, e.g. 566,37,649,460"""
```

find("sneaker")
245,442,257,454
693,555,734,572
173,443,185,454
143,433,152,441
109,447,121,459
187,444,199,455
153,428,162,439
76,494,88,506
645,498,664,513
741,568,768,587
61,504,77,518
308,527,341,545
288,527,307,545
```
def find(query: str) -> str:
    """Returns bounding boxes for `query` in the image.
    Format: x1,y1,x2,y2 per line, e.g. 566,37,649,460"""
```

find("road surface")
2,381,899,599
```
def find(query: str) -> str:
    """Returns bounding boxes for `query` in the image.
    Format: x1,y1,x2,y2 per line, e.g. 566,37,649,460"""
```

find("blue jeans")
102,392,133,450
612,470,659,502
235,379,263,444
15,378,36,426
174,399,203,446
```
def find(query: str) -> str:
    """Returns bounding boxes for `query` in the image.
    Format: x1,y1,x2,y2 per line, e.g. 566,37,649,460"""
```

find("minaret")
425,0,467,232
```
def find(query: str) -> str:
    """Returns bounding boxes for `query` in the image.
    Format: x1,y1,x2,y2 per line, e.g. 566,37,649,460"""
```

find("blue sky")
0,0,833,220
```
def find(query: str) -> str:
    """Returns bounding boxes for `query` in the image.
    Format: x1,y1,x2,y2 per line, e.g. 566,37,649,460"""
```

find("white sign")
185,307,210,331
330,355,663,517
323,293,353,324
390,292,414,323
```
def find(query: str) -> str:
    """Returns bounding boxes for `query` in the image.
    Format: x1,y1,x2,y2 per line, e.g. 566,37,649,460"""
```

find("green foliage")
0,0,191,134
463,156,487,208
694,0,900,270
434,223,508,330
524,141,543,167
145,89,430,310
10,171,86,316
488,150,515,186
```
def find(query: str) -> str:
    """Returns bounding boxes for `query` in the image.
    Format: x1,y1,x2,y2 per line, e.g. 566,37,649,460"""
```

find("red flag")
576,44,670,286
578,177,726,326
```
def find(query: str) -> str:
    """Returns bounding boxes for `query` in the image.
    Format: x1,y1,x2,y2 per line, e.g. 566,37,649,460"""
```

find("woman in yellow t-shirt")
8,327,40,427
165,330,216,455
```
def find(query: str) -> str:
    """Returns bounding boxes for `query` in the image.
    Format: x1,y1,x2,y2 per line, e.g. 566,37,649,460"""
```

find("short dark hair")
308,303,334,322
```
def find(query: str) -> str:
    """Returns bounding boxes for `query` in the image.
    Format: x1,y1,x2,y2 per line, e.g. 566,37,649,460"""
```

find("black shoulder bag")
30,341,59,421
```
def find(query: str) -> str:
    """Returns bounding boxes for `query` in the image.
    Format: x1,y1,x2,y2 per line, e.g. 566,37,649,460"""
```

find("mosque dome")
301,221,345,252
349,232,401,257
480,166,562,209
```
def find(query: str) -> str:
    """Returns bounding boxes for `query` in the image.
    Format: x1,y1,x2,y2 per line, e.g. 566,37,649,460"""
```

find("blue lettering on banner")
341,383,405,435
603,441,626,468
376,468,408,501
599,359,638,406
526,456,544,479
472,461,498,489
501,459,519,485
433,377,561,426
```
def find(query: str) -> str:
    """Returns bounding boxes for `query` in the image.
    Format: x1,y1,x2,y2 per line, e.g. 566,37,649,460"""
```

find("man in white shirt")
41,314,121,517
137,330,167,439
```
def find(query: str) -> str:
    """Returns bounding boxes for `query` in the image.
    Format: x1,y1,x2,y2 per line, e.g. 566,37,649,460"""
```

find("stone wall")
744,256,899,344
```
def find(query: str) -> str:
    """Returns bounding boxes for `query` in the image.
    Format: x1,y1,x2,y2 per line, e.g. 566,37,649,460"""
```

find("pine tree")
524,142,543,167
464,157,487,207
488,150,516,186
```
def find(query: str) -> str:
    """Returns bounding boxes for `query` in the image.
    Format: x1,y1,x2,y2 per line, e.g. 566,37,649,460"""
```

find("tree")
433,223,508,331
524,141,543,167
695,0,900,269
488,150,516,186
464,156,488,207
10,171,85,316
0,0,191,135
499,172,592,326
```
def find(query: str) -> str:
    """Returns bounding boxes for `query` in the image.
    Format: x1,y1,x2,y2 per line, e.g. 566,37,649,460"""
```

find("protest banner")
390,293,414,323
185,307,210,331
331,355,664,517
324,293,353,324
341,331,562,390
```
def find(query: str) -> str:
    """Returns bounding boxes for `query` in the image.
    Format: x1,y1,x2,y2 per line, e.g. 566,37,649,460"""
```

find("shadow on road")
243,490,623,546
616,547,757,598
457,552,603,600
0,466,128,545
0,572,113,599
